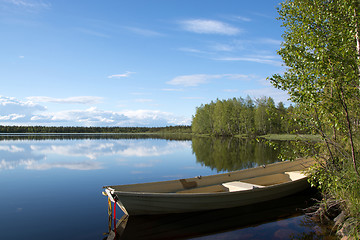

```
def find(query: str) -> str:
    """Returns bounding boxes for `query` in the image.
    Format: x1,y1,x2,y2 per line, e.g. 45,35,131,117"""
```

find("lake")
0,135,334,239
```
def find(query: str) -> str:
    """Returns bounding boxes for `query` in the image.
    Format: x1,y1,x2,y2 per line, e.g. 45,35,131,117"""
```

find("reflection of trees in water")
264,139,319,162
192,137,282,172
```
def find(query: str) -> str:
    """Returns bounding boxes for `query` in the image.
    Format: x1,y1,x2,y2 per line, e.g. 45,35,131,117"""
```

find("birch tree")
271,0,360,177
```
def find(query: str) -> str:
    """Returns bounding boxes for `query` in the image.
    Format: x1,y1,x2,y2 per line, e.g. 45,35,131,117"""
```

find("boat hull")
108,189,318,240
104,158,314,216
112,178,309,215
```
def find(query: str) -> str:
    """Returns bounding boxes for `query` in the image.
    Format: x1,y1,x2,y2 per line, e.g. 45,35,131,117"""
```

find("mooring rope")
107,197,112,233
113,199,117,235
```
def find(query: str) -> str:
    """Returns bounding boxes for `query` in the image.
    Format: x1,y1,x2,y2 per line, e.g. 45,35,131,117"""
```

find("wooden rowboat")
106,189,318,240
103,158,314,216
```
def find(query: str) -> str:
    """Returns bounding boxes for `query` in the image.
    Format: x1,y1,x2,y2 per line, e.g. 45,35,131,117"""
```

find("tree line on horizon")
191,96,308,136
0,125,192,134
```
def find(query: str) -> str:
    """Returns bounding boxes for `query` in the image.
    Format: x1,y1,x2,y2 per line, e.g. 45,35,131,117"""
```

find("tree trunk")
340,87,360,178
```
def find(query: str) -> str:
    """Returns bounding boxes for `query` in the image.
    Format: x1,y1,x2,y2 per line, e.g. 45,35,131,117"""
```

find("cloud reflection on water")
0,139,191,171
26,160,103,170
0,143,46,170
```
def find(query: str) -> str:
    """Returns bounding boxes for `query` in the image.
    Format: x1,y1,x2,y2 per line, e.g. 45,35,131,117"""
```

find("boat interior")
176,171,305,193
106,170,306,194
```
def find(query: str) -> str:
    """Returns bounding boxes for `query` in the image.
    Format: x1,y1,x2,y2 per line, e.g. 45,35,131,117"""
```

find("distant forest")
0,125,192,134
191,96,308,136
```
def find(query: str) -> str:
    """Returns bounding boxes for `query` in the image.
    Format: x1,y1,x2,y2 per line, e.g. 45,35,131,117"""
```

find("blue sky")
0,0,287,127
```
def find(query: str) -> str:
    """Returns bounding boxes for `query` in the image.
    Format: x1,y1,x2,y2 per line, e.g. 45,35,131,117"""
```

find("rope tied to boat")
104,190,119,237
107,196,112,233
113,195,118,236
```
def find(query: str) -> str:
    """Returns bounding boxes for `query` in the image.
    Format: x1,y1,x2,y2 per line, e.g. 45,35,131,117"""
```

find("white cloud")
108,71,135,79
35,106,190,127
120,109,191,126
210,43,234,52
27,96,103,104
180,19,241,35
3,0,50,9
243,87,291,105
223,74,254,80
0,96,44,110
215,56,283,66
0,113,25,120
161,88,184,92
178,47,209,54
235,16,251,22
124,27,164,37
167,74,252,87
0,95,191,127
122,110,166,120
35,107,128,125
0,96,45,122
167,74,213,87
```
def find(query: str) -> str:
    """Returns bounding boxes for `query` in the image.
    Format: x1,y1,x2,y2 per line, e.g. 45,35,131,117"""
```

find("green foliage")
272,0,360,236
192,96,307,136
271,0,360,148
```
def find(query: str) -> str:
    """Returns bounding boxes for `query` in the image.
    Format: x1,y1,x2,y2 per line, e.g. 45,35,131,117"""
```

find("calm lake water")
0,135,334,239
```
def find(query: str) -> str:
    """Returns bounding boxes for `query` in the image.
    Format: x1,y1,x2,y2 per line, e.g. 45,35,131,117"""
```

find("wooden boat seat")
222,181,264,192
176,184,229,193
285,171,306,181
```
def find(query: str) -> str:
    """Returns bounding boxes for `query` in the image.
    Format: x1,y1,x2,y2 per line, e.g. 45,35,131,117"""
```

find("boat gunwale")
105,176,308,197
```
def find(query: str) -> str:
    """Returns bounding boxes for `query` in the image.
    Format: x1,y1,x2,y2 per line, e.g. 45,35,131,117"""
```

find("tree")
271,0,360,174
270,0,360,236
277,102,287,133
191,96,297,136
265,97,280,134
243,96,255,135
255,97,273,135
192,103,215,134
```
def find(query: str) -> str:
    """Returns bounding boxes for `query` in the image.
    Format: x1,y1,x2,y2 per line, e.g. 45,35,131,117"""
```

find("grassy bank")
259,134,321,141
307,158,360,239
